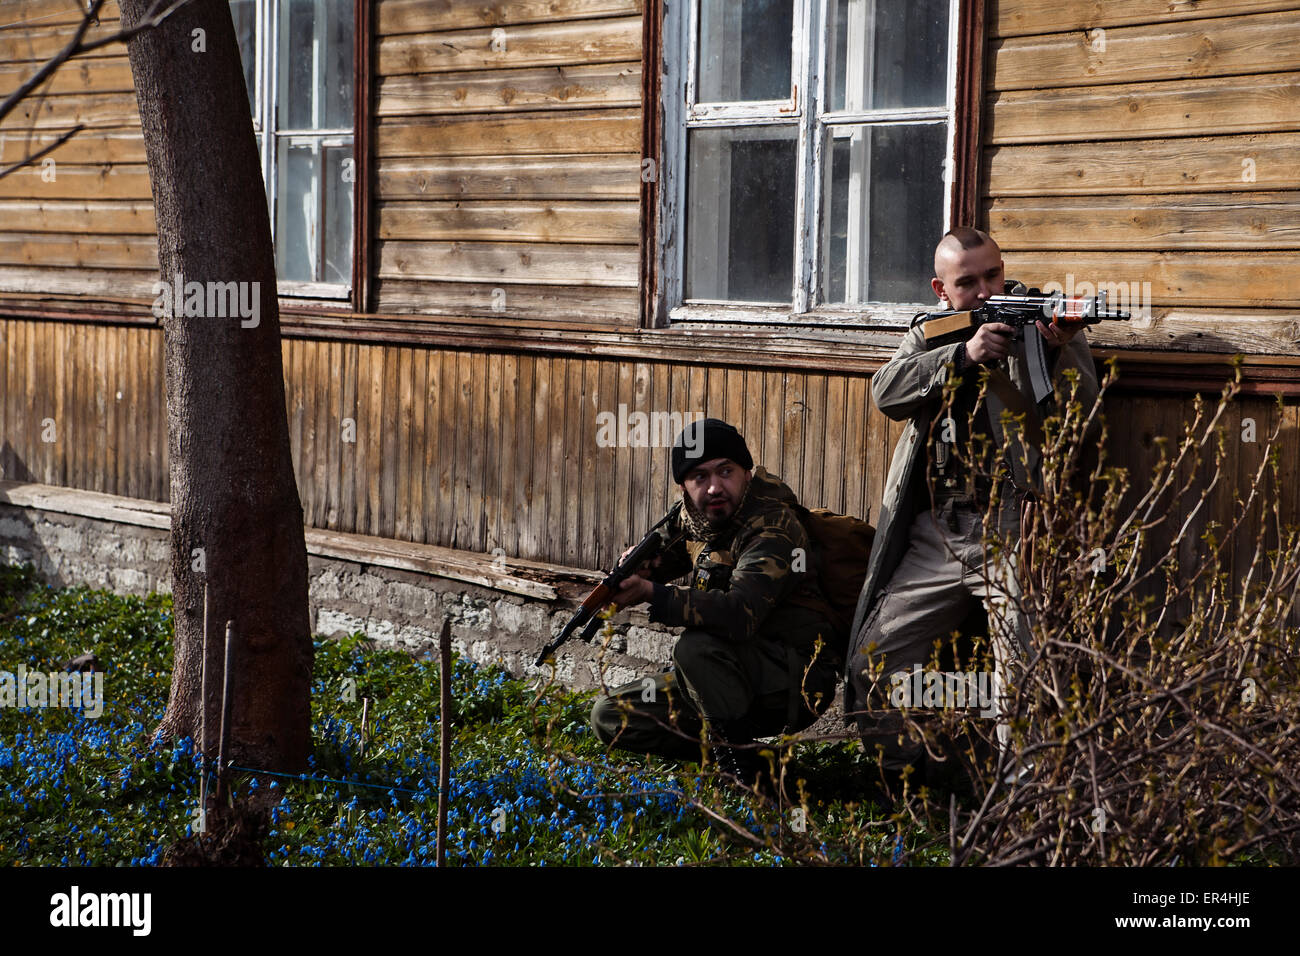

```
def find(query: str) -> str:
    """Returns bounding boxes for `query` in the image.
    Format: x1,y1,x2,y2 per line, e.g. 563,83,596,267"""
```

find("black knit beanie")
671,418,753,484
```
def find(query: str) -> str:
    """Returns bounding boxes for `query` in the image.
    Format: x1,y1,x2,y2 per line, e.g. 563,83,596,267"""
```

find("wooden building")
1,0,1297,664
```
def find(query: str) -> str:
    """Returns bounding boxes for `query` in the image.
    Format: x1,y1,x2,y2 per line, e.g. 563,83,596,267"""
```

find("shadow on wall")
0,442,66,588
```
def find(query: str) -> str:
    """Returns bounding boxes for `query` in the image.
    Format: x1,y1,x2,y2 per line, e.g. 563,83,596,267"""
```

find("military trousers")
590,626,839,761
847,497,1030,774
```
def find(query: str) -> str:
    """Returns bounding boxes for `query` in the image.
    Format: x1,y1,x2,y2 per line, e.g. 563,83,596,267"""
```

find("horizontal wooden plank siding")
987,72,1300,144
371,5,644,325
992,0,1299,37
0,3,152,308
376,0,641,34
374,110,641,157
2,318,1295,590
989,11,1300,90
987,193,1300,250
377,239,638,286
984,133,1300,196
376,156,641,200
982,2,1300,355
376,63,641,116
375,17,641,76
377,200,639,244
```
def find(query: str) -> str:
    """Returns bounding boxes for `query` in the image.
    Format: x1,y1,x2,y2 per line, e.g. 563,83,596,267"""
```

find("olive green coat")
845,311,1100,713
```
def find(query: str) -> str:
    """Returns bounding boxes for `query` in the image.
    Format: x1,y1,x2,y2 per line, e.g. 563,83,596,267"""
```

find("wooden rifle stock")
535,502,684,665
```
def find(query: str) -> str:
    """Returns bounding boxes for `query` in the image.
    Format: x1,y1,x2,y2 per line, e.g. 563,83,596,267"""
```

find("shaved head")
933,227,994,277
931,227,1004,310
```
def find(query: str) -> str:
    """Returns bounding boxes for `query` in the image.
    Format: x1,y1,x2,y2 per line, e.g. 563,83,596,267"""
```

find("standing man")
846,226,1100,792
590,418,840,787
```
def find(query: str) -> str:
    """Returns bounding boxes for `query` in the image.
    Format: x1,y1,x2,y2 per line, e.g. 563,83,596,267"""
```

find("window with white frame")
230,0,354,298
666,0,956,317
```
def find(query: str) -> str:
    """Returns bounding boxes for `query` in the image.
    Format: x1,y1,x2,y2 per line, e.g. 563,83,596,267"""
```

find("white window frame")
660,0,959,327
238,0,354,300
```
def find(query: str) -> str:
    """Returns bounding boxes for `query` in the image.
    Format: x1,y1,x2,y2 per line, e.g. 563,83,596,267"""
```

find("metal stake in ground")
198,583,209,833
216,620,234,803
360,696,370,760
436,616,452,867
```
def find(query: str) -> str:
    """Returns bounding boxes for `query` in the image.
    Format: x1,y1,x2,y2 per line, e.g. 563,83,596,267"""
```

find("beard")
702,494,736,526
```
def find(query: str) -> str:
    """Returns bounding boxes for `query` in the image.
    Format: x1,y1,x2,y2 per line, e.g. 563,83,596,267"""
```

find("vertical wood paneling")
448,350,468,548
339,341,357,533
592,358,614,566
53,322,67,489
313,340,331,529
407,346,426,542
515,353,537,559
646,360,668,527
352,343,370,534
0,322,9,480
430,349,452,546
762,370,784,482
92,324,105,492
126,326,140,498
471,350,490,551
705,364,724,422
299,339,317,528
526,354,549,561
382,343,401,539
391,345,409,541
6,319,1300,586
496,352,517,558
742,368,763,492
484,351,504,554
561,356,583,565
803,373,827,506
723,366,744,441
547,357,567,560
153,326,165,502
823,374,847,513
286,340,303,503
609,360,632,557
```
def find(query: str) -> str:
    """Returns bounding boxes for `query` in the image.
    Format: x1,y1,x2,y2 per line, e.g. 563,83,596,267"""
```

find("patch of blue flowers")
0,563,919,866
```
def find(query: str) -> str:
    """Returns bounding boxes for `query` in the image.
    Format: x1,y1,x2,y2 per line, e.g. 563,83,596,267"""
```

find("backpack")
791,505,875,659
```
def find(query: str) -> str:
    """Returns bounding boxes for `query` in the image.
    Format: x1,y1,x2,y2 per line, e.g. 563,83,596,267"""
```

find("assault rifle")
535,502,685,666
919,285,1131,402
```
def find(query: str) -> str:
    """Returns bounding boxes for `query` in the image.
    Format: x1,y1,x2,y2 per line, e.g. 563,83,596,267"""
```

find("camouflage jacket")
646,468,833,650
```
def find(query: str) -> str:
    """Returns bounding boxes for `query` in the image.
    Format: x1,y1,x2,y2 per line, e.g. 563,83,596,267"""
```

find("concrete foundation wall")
0,503,679,694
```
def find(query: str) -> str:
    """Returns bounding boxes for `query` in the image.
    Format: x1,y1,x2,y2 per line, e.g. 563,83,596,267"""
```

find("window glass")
278,0,354,130
827,0,950,112
230,0,259,124
276,139,354,285
685,126,798,303
231,0,354,292
820,123,947,304
696,0,794,103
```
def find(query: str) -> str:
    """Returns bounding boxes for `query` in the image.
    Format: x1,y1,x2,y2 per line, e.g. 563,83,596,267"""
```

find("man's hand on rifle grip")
966,322,1016,364
613,545,660,608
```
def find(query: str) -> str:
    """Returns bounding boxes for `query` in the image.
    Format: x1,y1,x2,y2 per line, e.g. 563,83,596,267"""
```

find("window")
230,0,355,298
663,0,958,319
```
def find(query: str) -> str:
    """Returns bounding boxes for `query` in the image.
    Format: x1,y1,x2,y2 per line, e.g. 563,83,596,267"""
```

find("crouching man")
589,418,839,786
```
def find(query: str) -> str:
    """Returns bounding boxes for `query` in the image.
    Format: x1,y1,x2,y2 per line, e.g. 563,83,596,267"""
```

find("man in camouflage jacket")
590,419,839,781
846,227,1100,788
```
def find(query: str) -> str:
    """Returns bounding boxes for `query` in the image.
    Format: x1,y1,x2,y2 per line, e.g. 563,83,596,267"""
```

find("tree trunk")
120,0,312,770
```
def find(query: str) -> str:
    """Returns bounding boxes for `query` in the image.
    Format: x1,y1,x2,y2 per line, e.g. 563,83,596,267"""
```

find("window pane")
275,139,353,285
827,0,949,111
696,0,793,103
685,126,796,302
819,123,947,305
278,0,354,130
322,145,354,285
230,0,258,124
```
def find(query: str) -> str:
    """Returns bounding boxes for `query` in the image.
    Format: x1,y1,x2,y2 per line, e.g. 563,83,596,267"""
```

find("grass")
0,562,927,866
